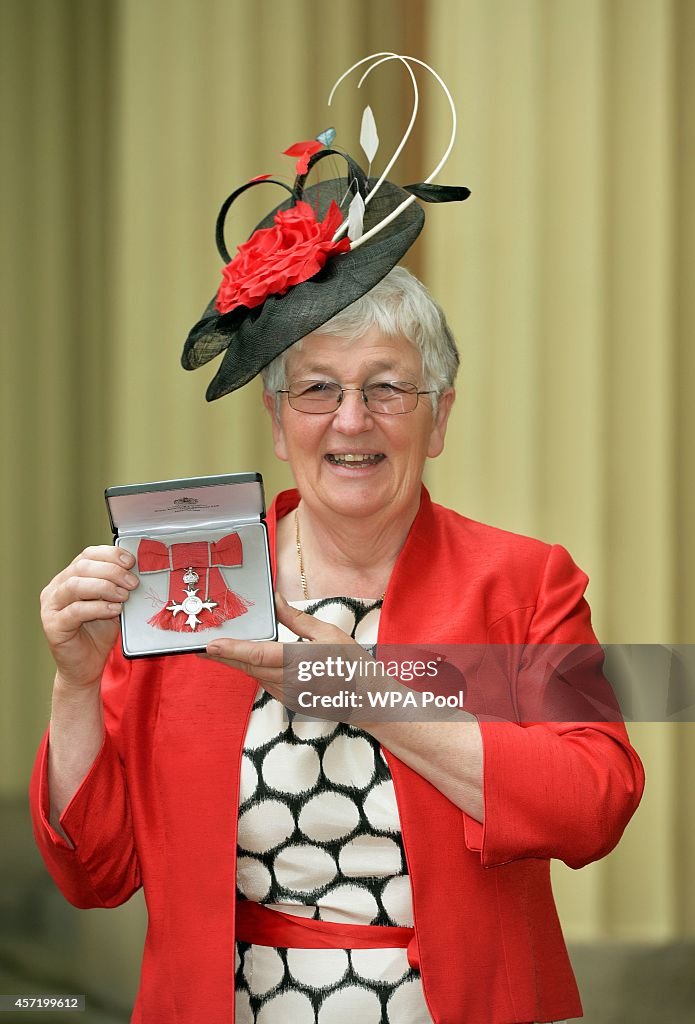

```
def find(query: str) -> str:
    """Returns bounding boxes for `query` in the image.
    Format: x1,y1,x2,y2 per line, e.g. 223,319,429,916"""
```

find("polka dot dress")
235,597,434,1024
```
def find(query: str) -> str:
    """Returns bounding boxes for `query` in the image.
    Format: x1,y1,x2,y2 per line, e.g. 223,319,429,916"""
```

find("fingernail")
207,644,221,656
119,553,134,566
107,603,121,613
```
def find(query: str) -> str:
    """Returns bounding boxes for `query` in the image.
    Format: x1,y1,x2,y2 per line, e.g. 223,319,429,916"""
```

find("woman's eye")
298,381,333,395
370,382,402,398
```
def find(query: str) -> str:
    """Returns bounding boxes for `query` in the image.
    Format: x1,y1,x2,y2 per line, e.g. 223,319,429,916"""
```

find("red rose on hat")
216,200,351,314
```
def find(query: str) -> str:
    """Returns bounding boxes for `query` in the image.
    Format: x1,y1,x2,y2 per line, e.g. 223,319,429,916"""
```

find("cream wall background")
1,0,693,1015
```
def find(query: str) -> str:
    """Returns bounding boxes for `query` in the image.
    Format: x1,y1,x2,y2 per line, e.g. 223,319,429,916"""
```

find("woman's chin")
313,461,406,518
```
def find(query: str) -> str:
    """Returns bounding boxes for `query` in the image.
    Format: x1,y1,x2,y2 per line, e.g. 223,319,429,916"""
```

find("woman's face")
263,326,454,521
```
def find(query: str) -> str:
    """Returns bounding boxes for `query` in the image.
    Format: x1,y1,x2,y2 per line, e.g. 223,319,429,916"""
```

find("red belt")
235,900,420,971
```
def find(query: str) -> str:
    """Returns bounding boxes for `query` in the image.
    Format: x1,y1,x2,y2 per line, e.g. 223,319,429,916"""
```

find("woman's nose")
331,389,374,431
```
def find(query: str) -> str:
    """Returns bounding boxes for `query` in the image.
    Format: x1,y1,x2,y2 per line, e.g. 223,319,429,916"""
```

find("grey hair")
260,266,459,407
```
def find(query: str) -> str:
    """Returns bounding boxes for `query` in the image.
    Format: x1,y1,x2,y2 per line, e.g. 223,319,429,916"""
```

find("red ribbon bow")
137,534,251,633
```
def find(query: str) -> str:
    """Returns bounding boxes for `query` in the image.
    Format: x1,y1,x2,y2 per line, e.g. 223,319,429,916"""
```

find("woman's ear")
262,390,289,462
427,388,456,459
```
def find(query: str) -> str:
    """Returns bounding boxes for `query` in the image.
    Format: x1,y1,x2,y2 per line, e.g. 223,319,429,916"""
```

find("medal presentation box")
105,473,277,658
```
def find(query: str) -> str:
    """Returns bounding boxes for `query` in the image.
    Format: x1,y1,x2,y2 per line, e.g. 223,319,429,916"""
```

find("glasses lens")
288,381,341,413
365,382,419,414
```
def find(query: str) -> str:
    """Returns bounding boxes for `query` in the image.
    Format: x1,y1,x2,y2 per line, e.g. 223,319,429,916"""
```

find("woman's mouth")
325,453,386,468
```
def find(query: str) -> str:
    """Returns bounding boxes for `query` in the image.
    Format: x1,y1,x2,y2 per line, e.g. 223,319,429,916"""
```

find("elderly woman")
32,56,643,1024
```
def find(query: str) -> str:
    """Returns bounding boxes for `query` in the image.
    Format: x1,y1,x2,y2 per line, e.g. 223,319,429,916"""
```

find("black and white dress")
234,597,434,1024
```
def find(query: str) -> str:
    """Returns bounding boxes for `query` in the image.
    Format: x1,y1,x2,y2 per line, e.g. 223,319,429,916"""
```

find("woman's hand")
205,594,371,712
41,545,139,691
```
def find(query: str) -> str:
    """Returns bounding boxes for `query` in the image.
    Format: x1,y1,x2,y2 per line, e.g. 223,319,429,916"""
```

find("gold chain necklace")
294,508,386,601
295,508,310,600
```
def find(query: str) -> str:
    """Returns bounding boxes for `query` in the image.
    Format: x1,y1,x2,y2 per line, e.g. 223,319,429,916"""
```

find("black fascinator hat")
182,54,470,402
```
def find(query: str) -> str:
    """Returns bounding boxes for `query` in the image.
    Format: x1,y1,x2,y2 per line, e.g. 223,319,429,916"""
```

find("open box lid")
105,472,266,537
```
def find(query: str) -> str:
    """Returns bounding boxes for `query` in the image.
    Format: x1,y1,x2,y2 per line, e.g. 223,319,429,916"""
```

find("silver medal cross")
167,568,218,630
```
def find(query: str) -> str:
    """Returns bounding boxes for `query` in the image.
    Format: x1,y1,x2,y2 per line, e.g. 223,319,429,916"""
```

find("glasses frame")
277,380,436,416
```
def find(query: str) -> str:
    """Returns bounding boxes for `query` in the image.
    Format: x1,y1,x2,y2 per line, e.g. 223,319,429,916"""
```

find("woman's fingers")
53,575,131,608
51,600,124,635
47,556,138,609
40,546,138,648
206,637,284,685
79,544,135,567
42,551,138,630
48,546,134,587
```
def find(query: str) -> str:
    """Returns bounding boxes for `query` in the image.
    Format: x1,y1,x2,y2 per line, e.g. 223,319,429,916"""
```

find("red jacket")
30,488,644,1024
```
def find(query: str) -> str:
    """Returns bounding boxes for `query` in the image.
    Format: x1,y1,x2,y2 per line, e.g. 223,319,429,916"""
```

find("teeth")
327,453,384,465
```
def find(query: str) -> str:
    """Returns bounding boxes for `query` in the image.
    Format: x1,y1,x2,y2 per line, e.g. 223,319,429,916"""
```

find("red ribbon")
235,900,420,970
137,534,251,632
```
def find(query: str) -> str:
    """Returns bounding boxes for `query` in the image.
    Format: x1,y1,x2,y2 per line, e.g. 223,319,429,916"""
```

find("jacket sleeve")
29,646,142,909
462,543,645,869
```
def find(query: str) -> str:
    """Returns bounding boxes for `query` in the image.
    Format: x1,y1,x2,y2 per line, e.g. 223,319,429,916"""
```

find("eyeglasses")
278,380,435,415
